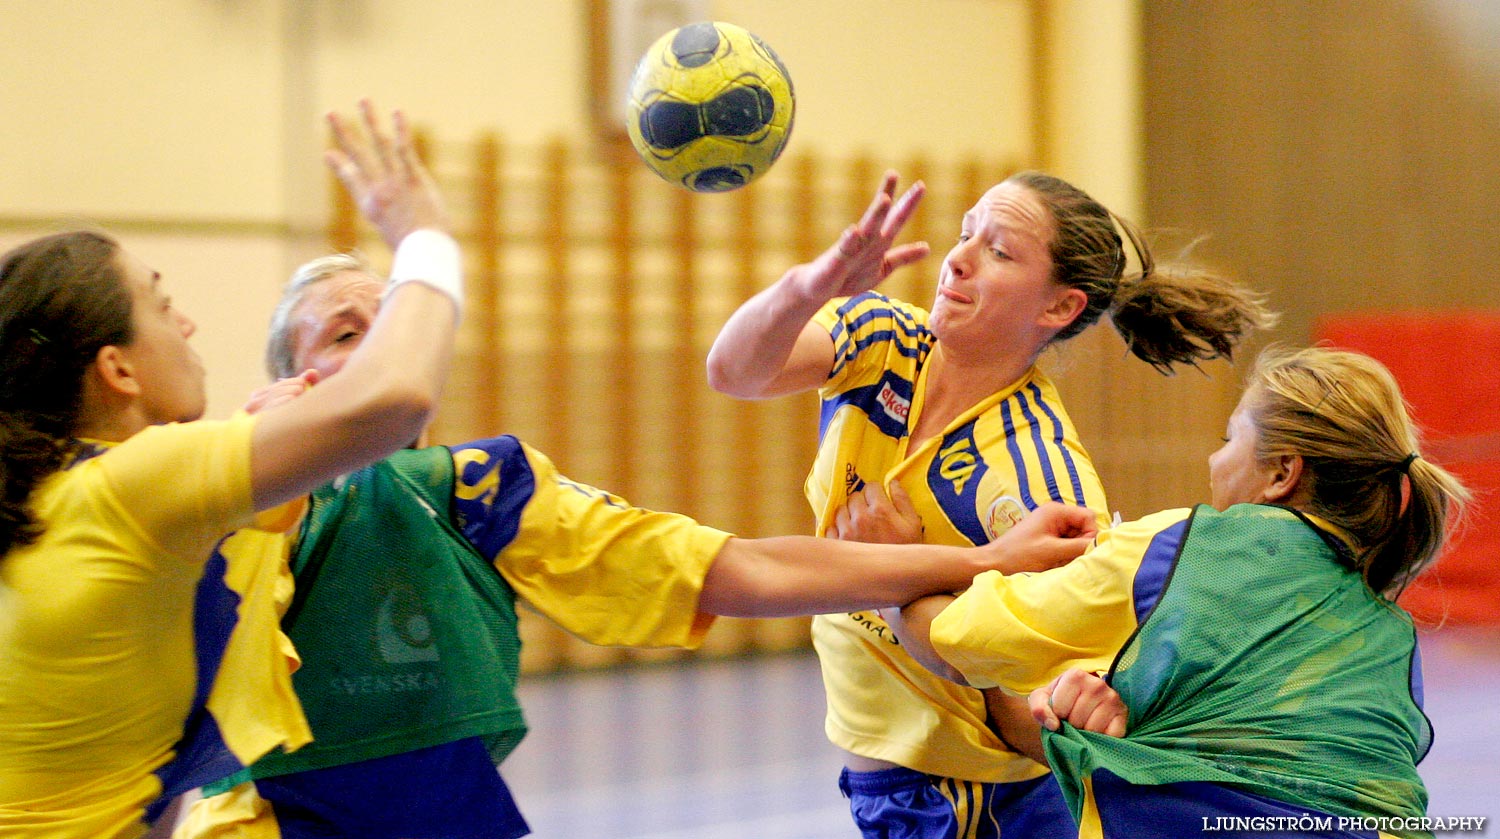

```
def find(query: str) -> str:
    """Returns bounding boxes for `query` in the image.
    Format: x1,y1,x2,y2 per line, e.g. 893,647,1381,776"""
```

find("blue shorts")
253,737,529,839
1089,769,1382,838
838,765,1075,839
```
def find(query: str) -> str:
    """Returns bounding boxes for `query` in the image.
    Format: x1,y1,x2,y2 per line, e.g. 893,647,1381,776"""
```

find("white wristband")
387,229,464,316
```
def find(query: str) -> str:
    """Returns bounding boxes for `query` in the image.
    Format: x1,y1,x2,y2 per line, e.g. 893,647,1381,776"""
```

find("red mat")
1316,311,1500,626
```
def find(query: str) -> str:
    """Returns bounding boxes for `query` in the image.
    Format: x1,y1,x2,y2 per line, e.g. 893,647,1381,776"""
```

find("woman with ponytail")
707,171,1276,837
896,346,1469,837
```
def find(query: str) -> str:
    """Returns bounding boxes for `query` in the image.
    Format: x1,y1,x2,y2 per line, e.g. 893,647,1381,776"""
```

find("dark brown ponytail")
0,231,132,555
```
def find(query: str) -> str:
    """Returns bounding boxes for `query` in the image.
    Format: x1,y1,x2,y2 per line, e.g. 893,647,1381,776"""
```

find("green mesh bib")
1044,504,1431,829
222,447,525,783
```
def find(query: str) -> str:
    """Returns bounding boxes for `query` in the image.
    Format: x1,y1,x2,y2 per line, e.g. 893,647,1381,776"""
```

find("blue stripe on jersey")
819,370,914,441
1410,640,1425,709
1014,387,1068,505
841,293,926,338
827,297,859,372
998,399,1038,509
450,436,536,560
152,549,246,820
1130,519,1187,624
1091,769,1379,838
1026,381,1089,506
928,420,991,545
828,293,929,379
845,326,925,365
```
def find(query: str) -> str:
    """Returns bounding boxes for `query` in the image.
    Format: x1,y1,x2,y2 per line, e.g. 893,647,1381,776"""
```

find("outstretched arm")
699,502,1096,618
250,101,458,511
705,171,929,398
819,492,1096,680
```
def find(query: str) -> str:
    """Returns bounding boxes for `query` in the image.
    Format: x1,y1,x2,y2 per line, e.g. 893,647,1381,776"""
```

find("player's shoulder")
838,291,928,327
446,435,528,466
110,415,254,463
1106,507,1195,544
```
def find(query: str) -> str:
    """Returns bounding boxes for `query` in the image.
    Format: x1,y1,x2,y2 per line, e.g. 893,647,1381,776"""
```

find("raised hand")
784,171,930,302
325,100,451,248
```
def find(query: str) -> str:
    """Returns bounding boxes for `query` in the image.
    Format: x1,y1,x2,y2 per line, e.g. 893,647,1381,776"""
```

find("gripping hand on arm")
249,101,460,512
706,171,929,398
242,371,320,415
825,479,923,543
981,502,1099,574
696,497,1061,619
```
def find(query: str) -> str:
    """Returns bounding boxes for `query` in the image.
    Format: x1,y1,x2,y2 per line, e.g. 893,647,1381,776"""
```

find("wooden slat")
541,138,573,467
606,144,640,501
668,186,700,515
471,133,504,433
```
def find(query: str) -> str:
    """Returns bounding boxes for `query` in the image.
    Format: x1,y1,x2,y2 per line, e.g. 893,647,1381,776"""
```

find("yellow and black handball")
626,21,795,193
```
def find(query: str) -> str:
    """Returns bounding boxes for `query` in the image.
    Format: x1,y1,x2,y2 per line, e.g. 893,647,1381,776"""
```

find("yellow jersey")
807,292,1111,782
0,415,308,839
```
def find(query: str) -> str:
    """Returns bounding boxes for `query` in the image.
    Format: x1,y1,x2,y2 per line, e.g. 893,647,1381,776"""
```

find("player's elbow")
347,381,437,448
704,347,760,398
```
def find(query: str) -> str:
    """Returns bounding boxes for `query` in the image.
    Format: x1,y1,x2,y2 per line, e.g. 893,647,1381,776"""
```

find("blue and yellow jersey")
0,415,309,839
454,436,727,648
806,292,1111,783
197,437,727,780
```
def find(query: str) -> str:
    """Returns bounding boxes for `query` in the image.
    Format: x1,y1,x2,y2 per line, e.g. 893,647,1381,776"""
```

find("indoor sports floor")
504,626,1500,837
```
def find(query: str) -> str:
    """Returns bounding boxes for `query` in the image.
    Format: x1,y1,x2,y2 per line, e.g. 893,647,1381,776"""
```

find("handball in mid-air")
625,21,795,193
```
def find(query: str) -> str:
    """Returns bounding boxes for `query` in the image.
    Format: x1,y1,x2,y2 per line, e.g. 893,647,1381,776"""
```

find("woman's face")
114,249,206,425
928,181,1074,352
1208,396,1280,510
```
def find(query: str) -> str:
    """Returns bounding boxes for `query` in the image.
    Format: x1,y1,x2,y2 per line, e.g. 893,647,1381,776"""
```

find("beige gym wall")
0,0,1137,419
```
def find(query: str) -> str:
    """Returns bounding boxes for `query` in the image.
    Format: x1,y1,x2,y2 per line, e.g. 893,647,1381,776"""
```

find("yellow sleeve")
929,508,1193,693
95,414,258,563
495,442,732,648
232,410,307,534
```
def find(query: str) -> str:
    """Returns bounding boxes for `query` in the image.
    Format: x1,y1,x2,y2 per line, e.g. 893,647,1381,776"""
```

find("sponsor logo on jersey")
984,495,1028,540
844,610,901,645
823,372,914,440
844,463,866,496
376,580,440,664
330,671,443,695
930,422,991,544
876,381,911,424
